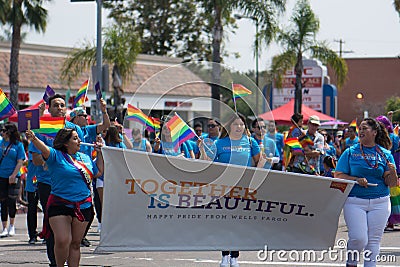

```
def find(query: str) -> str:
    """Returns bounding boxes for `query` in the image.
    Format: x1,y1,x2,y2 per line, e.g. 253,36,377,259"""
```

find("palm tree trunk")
294,53,303,114
9,16,22,109
211,4,222,118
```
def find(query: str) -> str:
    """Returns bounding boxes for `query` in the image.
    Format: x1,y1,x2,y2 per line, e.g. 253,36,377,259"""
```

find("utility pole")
334,39,354,57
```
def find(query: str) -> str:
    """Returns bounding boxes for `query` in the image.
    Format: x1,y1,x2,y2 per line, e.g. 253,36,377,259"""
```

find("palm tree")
61,23,140,118
270,0,347,114
200,0,286,118
0,0,50,109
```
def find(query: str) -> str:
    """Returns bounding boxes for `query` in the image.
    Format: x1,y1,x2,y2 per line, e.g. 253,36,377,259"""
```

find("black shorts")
47,205,94,222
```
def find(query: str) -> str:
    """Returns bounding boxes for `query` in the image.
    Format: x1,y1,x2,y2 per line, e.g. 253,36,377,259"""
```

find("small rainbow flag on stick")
232,83,252,99
349,119,359,134
33,117,65,138
73,80,89,108
0,88,17,121
393,125,399,136
125,104,160,132
299,135,314,148
165,113,196,149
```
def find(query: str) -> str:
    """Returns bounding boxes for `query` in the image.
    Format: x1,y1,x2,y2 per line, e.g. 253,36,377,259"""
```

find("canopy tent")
259,99,337,125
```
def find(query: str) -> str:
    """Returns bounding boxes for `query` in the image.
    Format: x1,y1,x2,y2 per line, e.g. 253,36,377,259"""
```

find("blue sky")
24,0,400,72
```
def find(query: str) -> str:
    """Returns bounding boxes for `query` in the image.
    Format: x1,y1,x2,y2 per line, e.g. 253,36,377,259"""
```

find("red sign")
4,92,30,103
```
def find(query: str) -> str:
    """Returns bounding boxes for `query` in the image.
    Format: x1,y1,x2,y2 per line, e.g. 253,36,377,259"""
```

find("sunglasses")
78,114,88,118
0,129,6,133
257,125,266,129
207,124,218,128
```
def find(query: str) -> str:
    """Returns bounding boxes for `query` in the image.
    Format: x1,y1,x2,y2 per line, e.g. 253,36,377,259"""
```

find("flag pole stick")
232,82,238,114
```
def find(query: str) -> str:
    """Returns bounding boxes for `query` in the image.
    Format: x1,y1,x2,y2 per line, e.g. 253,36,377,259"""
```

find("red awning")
259,99,336,125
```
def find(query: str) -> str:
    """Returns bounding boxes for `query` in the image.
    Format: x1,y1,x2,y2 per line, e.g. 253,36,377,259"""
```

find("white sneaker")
97,223,101,233
0,228,8,238
220,255,230,267
230,257,240,267
8,225,15,237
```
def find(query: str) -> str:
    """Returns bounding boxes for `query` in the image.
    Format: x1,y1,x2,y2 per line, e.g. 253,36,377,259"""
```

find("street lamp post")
234,14,259,115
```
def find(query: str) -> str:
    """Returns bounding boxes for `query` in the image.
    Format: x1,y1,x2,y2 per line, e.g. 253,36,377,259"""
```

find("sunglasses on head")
207,124,218,128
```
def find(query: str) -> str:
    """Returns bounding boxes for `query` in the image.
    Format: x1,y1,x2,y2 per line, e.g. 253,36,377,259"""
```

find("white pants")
343,196,390,267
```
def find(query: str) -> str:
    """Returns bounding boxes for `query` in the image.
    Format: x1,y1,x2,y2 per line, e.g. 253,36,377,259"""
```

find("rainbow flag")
389,187,400,224
126,104,160,132
284,137,303,153
0,88,17,121
33,117,65,138
165,113,196,149
73,80,89,108
393,125,399,136
349,119,359,134
232,83,252,99
20,166,28,175
299,135,314,148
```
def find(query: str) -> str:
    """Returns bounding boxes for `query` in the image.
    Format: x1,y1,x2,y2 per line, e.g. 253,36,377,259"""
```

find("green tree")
385,96,400,123
0,0,50,109
61,24,140,85
104,0,211,60
200,0,286,118
394,0,400,16
270,0,347,114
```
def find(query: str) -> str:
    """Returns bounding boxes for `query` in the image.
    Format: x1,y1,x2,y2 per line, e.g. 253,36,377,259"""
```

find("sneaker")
220,255,230,267
28,237,37,245
8,225,15,236
81,237,91,247
230,257,240,267
0,228,8,238
97,222,101,233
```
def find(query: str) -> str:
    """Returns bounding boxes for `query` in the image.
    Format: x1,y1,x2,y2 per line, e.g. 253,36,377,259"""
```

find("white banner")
97,147,354,252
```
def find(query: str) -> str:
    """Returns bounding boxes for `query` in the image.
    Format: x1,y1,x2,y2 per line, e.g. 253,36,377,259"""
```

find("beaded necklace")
359,143,389,169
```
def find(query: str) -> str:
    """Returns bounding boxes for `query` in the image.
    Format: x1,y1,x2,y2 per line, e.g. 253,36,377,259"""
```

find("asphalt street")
0,212,400,267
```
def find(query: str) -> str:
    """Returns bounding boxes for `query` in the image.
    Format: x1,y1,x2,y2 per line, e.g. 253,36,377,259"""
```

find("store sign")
164,101,192,108
4,92,30,103
272,60,324,111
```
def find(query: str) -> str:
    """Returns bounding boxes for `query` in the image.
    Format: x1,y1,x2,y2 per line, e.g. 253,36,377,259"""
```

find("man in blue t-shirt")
345,126,359,149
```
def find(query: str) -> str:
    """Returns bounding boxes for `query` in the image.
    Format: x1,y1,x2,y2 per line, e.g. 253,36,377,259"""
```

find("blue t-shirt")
203,133,219,141
336,144,394,199
389,132,399,155
345,136,359,149
131,138,148,152
263,136,277,169
46,147,98,209
156,142,190,158
267,132,284,160
81,124,98,157
0,140,25,179
214,135,260,166
25,153,37,193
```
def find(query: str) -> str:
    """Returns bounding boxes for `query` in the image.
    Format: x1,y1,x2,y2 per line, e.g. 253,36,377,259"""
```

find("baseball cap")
308,115,321,126
337,130,343,137
69,107,87,121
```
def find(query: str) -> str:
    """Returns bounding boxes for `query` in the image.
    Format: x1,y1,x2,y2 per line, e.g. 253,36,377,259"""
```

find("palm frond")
271,50,296,88
60,42,96,84
310,43,348,88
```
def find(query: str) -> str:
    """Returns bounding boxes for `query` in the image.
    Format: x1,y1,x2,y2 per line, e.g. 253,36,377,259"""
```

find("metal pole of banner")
96,0,103,97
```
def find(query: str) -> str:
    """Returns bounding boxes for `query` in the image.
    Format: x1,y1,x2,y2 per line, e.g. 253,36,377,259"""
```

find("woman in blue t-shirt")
153,120,191,158
26,128,103,267
0,123,25,238
200,113,262,267
335,118,397,267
